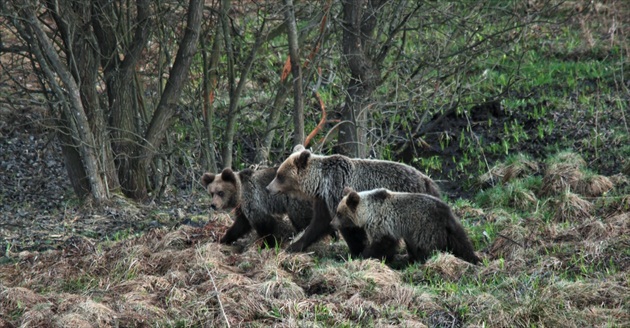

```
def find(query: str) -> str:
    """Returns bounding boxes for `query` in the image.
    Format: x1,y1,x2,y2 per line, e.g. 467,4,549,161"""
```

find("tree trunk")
220,0,236,169
15,3,108,201
337,0,385,158
284,0,305,147
57,113,91,198
93,0,151,199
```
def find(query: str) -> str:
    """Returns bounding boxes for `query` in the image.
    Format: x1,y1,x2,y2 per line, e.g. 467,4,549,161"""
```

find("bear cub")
202,167,328,247
332,187,480,265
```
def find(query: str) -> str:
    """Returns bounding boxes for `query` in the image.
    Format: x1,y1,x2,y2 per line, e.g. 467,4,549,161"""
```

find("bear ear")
293,144,305,153
239,168,254,181
346,191,361,212
295,150,310,171
220,168,237,184
372,188,389,201
201,173,215,188
342,186,355,197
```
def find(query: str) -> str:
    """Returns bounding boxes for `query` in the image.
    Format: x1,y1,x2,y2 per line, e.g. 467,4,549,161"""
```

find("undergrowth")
1,149,628,327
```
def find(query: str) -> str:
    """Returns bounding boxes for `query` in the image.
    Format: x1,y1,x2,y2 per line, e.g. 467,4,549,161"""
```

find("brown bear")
201,167,333,247
266,145,440,255
332,187,480,264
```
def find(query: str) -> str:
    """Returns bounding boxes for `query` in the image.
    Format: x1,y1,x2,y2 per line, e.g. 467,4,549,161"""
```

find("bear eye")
277,173,285,183
217,191,224,197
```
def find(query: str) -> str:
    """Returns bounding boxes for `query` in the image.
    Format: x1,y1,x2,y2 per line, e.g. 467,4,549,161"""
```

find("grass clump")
540,151,586,196
550,190,593,222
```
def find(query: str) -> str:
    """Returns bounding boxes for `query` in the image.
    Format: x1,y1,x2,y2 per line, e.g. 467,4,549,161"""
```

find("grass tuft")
576,174,614,197
551,191,592,222
422,253,476,282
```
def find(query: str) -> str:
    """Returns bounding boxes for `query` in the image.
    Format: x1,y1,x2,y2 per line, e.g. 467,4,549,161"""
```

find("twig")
497,233,524,248
304,91,327,147
196,248,230,327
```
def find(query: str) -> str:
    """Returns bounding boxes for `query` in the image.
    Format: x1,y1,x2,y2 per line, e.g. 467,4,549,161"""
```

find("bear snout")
266,180,280,195
330,216,341,230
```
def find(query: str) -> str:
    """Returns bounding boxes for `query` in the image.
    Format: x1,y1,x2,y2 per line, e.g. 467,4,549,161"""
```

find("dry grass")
477,154,539,186
576,174,614,197
540,162,585,196
422,253,476,282
551,190,593,222
1,152,629,327
0,198,628,327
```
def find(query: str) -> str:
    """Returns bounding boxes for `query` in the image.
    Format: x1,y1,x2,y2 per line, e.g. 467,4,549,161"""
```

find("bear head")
201,168,240,210
331,187,391,230
266,146,311,198
331,187,362,230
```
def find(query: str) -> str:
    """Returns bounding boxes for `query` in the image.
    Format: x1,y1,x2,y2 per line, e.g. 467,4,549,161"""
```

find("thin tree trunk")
255,80,291,164
57,113,91,198
17,5,107,201
140,0,204,187
284,0,305,147
220,0,236,169
201,28,221,173
221,15,267,168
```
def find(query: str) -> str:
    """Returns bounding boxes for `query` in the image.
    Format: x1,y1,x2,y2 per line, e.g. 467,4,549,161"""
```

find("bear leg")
361,235,398,261
287,198,331,252
220,211,252,244
406,244,430,263
251,216,281,248
340,226,369,257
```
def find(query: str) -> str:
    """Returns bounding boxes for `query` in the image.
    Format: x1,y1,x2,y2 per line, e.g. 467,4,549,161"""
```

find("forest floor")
1,1,629,327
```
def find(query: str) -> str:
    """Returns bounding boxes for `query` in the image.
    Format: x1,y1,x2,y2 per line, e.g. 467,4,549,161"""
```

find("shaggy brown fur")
332,187,479,264
202,167,329,247
267,146,440,255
